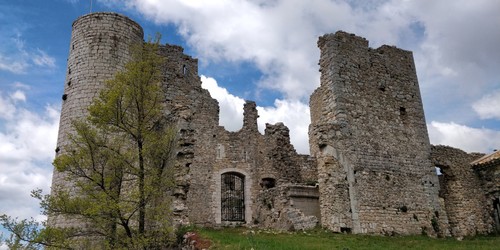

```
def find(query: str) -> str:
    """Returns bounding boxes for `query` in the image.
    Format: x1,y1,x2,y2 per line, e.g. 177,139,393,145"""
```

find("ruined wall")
199,101,317,226
49,12,144,228
158,43,220,225
309,31,444,235
431,145,493,236
254,185,319,230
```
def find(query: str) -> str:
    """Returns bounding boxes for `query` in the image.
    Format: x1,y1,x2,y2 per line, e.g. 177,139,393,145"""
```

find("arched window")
221,172,245,221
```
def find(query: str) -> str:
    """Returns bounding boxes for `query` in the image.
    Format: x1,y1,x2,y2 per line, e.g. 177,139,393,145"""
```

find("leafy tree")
1,36,177,249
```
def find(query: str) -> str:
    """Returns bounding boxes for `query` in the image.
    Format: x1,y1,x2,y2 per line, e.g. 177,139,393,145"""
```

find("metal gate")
221,172,245,221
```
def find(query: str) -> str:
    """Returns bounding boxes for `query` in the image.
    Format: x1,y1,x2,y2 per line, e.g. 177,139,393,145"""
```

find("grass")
197,227,500,250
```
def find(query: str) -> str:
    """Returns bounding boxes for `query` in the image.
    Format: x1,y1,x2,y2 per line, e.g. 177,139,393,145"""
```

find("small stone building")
50,12,499,238
472,150,500,233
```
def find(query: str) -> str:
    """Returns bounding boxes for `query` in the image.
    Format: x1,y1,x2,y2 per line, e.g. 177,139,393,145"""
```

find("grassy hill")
190,227,499,250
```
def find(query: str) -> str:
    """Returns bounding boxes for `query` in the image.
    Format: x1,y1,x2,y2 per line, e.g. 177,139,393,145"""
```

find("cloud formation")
0,89,59,221
472,90,500,120
428,121,500,153
0,31,56,74
107,0,500,154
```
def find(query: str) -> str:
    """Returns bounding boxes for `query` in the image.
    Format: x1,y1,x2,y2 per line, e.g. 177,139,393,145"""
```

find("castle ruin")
50,12,500,238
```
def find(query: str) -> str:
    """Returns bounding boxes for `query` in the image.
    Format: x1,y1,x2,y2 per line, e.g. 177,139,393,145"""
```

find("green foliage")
1,35,178,249
0,214,74,249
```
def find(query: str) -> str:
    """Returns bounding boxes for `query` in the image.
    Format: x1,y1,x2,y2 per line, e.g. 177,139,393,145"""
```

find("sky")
1,0,500,240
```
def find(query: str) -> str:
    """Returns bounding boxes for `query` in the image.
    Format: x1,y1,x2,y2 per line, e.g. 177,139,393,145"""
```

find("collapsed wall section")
309,31,444,235
431,145,493,236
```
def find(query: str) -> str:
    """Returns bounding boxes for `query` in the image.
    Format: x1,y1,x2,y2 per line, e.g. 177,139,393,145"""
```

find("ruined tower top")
309,30,442,235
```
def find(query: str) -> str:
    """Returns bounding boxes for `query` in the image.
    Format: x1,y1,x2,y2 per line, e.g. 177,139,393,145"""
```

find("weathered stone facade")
50,13,498,238
430,145,492,236
309,31,445,235
472,151,500,234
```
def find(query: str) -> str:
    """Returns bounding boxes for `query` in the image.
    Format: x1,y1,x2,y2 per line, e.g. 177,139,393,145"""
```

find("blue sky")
1,0,500,242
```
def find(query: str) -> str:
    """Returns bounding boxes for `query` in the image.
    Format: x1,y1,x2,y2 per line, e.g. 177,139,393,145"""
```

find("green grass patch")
198,227,499,250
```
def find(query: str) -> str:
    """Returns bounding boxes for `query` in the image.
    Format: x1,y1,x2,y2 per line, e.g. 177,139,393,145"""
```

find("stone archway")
214,168,252,224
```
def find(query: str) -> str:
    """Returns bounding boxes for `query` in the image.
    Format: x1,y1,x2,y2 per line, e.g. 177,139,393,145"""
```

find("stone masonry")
50,13,498,239
309,32,445,235
49,12,143,228
472,150,500,233
430,145,492,236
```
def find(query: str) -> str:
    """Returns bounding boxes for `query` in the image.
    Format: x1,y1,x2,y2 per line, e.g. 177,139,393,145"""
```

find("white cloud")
119,0,500,154
472,90,500,120
428,121,500,153
10,90,26,102
32,49,56,68
201,75,245,131
11,81,30,90
0,54,28,74
0,33,56,74
257,100,310,154
201,75,310,154
110,0,352,100
0,92,15,120
409,1,500,110
0,91,59,221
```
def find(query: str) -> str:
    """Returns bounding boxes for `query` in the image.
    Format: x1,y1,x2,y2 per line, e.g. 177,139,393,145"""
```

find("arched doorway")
221,172,245,221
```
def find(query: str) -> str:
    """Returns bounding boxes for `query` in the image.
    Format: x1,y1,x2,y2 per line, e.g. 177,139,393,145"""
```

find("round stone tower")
50,12,144,227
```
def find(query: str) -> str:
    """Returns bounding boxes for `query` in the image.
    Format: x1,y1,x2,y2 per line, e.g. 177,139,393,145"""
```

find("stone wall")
158,43,220,225
309,31,445,235
431,145,493,236
199,101,317,226
473,154,500,233
254,185,319,230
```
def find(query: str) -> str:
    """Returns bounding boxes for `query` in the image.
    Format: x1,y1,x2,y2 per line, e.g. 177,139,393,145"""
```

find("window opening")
400,107,407,116
261,178,276,189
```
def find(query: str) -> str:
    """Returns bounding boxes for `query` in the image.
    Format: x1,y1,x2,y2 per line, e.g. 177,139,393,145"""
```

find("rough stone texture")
254,185,319,230
472,151,500,233
49,12,144,228
431,145,494,236
50,13,316,231
51,13,497,238
309,31,445,235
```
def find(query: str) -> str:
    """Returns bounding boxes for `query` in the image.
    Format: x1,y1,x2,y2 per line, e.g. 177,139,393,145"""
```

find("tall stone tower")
50,12,144,227
309,31,446,235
